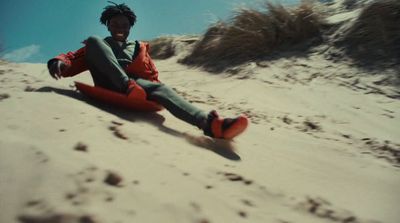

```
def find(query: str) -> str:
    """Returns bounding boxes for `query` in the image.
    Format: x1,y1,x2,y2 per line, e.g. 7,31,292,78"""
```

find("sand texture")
1,1,400,223
1,51,399,223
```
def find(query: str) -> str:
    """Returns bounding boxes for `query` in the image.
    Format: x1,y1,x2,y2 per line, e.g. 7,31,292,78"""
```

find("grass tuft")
180,1,325,72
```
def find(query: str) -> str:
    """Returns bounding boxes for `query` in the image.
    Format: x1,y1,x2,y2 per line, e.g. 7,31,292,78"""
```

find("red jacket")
52,41,159,82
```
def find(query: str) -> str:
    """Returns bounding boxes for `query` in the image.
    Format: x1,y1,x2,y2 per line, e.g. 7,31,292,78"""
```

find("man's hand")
48,60,66,80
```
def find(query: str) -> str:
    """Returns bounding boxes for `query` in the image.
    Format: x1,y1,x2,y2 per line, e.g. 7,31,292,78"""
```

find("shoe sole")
223,115,248,139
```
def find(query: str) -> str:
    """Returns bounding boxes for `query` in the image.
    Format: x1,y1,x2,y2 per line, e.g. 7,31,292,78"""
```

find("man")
47,2,247,139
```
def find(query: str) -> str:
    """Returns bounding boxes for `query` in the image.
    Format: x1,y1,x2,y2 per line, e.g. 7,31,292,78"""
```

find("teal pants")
85,36,207,128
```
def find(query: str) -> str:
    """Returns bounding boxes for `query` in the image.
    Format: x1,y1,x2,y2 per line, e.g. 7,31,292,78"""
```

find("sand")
1,50,399,223
1,1,400,223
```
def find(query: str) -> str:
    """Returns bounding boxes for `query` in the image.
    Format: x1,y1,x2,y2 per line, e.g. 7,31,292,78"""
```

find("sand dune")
1,52,399,223
1,1,400,223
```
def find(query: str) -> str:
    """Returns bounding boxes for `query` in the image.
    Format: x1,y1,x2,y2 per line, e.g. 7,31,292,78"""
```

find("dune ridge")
1,1,400,223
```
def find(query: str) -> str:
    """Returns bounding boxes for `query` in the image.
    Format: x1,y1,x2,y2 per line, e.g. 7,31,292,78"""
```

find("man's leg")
85,36,129,92
135,78,207,128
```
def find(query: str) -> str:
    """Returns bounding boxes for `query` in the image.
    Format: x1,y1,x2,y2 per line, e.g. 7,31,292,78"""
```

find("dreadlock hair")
100,1,137,27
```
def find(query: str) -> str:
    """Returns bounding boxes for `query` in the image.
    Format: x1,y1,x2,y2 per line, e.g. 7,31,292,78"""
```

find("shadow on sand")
35,86,241,161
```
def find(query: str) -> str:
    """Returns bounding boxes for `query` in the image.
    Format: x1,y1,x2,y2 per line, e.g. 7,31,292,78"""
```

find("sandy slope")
1,2,400,222
0,47,399,223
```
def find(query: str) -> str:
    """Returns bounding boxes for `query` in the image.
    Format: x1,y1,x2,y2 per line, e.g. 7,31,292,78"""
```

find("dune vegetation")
179,1,325,72
149,0,400,73
338,0,400,65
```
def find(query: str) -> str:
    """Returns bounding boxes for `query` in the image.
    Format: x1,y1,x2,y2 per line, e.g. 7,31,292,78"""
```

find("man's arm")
47,46,88,79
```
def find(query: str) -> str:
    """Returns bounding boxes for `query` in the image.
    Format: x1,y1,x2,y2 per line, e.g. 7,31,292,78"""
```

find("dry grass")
148,36,176,60
148,36,200,60
340,0,400,64
343,0,359,9
180,0,325,72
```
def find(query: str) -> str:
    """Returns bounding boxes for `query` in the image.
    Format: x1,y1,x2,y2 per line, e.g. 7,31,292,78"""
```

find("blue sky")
0,0,299,63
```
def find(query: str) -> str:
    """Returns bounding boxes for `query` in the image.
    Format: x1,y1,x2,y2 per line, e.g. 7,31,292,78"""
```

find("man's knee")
155,83,169,92
86,36,103,47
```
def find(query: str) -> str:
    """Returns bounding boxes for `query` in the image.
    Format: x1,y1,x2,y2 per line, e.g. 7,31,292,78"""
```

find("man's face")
107,15,131,42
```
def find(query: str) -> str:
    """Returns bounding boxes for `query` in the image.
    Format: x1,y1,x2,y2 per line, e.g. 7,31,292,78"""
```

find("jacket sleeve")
47,46,88,78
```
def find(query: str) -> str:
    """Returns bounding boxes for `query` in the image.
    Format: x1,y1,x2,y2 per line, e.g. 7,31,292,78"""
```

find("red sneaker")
203,110,248,139
126,80,146,100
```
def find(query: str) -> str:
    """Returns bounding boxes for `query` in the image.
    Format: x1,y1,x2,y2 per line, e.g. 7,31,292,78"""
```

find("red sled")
75,81,163,112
